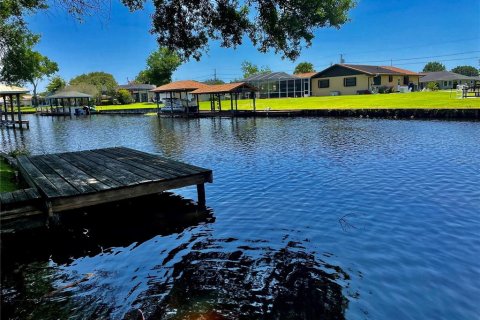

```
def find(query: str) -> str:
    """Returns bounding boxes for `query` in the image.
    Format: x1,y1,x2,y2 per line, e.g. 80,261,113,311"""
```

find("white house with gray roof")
419,71,479,89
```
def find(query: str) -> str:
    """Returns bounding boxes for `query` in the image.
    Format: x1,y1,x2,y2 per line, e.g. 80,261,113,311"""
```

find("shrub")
7,147,30,157
378,86,393,94
426,82,439,91
116,89,133,104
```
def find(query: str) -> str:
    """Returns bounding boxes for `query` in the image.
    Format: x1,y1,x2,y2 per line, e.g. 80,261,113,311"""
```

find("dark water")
1,115,479,320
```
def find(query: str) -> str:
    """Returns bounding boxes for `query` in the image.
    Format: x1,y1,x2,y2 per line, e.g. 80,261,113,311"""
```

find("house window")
373,76,381,85
444,81,447,86
389,75,393,82
403,76,409,85
344,77,356,87
319,79,330,88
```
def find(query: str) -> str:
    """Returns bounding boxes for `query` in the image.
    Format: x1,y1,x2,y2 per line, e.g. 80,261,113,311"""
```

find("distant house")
117,83,156,102
310,64,422,96
419,71,479,89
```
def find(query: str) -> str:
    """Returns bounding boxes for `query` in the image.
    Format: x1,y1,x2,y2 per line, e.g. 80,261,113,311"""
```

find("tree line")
422,62,479,77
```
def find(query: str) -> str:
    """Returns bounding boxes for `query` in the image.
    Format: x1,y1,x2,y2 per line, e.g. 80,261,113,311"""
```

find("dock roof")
0,84,29,95
151,80,210,93
190,82,257,94
48,91,93,99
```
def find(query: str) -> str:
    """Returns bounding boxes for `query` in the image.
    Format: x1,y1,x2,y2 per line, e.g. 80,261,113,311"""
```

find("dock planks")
2,147,213,226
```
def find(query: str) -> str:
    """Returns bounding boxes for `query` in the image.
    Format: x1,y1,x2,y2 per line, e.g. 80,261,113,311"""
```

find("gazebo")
151,80,211,115
190,82,258,113
45,91,93,115
0,84,30,129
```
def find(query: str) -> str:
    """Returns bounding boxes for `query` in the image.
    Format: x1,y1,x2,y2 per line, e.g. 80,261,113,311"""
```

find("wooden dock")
1,147,213,232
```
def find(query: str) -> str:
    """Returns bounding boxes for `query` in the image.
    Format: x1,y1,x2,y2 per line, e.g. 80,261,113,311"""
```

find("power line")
348,51,480,64
393,56,480,66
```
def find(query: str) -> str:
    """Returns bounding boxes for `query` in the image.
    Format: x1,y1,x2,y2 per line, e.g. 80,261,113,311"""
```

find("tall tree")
2,0,355,65
423,61,446,72
241,61,271,79
46,76,66,93
135,47,182,86
294,62,315,74
451,65,479,77
70,72,118,101
121,0,355,61
1,45,58,106
203,79,225,85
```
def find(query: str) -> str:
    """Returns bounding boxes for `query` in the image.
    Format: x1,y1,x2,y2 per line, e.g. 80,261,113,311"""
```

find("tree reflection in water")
140,240,349,320
2,193,350,320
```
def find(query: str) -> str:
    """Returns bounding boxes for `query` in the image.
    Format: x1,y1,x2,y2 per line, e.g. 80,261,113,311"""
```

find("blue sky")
27,0,479,91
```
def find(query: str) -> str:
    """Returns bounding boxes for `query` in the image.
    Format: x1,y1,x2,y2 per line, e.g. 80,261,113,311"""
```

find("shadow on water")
140,242,349,320
1,192,350,320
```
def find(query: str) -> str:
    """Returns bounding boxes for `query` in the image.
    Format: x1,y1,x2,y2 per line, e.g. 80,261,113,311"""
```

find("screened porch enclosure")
242,72,311,99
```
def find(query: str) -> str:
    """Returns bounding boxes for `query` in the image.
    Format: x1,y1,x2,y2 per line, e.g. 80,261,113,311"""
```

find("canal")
1,115,479,319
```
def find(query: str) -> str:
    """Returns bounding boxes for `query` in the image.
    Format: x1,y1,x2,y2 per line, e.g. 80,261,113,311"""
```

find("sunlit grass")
0,158,19,192
199,91,480,110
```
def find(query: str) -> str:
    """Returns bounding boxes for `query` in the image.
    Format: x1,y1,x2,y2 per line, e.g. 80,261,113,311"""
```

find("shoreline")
16,107,480,120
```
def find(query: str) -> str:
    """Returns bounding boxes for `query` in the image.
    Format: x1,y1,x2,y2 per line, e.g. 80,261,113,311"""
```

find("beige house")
311,64,422,96
117,83,156,102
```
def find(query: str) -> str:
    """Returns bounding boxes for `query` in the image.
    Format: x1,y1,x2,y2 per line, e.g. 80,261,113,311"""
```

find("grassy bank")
20,92,479,113
199,91,480,110
0,158,19,192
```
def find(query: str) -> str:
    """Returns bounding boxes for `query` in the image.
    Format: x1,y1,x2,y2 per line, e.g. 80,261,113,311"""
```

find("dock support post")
197,183,206,207
10,95,16,128
45,201,60,227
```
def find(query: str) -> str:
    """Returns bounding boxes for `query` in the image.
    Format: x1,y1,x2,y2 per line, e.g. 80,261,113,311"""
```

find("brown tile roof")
151,80,210,93
294,72,318,78
381,66,421,76
190,82,257,94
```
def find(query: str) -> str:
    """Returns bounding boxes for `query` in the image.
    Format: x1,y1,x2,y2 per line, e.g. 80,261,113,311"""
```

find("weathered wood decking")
1,147,213,231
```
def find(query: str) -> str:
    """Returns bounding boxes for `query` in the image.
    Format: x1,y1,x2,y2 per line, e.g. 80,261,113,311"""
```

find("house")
419,71,479,89
310,64,422,96
117,83,156,102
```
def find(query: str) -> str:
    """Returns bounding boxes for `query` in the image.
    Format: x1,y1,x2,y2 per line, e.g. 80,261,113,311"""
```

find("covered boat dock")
151,80,210,116
190,82,258,114
0,84,30,129
42,91,93,116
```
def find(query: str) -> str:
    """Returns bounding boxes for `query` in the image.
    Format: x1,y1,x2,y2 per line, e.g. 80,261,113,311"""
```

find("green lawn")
19,92,479,113
0,158,19,192
199,91,480,110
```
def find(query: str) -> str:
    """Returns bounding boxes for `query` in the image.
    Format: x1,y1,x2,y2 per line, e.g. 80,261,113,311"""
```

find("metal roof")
419,71,478,82
118,83,156,90
0,84,29,95
242,72,299,82
47,91,93,99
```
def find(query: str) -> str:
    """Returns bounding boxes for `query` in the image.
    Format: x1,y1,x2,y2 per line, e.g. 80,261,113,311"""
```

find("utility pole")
391,59,393,66
339,54,345,64
214,69,217,81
